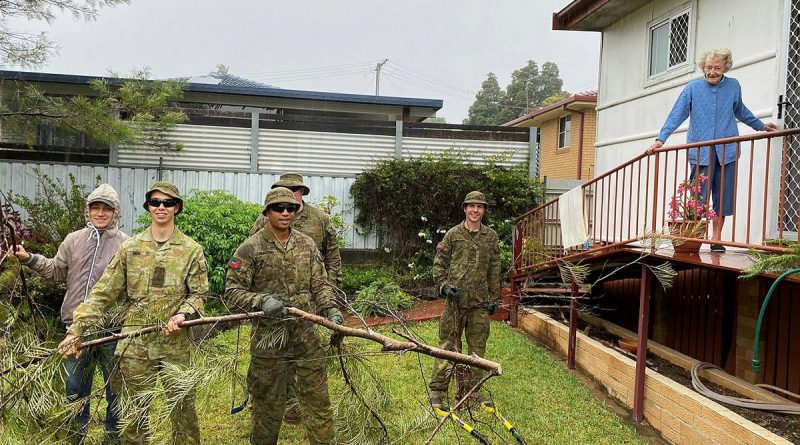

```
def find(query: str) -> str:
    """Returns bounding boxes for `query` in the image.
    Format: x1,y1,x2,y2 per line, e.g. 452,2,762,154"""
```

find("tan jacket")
22,184,129,325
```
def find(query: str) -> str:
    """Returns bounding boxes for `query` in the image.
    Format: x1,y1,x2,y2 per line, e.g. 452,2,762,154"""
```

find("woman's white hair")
698,48,733,72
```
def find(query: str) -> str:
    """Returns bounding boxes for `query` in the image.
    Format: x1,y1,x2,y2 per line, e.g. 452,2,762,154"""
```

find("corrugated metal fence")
0,162,376,249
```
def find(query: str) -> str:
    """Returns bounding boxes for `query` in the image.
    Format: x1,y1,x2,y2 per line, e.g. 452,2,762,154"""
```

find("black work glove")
439,283,458,300
485,303,498,315
257,294,287,318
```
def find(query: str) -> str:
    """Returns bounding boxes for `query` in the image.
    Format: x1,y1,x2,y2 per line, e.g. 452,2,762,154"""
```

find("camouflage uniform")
68,183,207,445
226,190,338,445
429,192,501,397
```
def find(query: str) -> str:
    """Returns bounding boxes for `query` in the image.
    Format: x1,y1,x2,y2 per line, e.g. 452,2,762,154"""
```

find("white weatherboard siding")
118,124,251,170
595,0,781,167
0,162,376,249
593,0,786,242
258,129,395,176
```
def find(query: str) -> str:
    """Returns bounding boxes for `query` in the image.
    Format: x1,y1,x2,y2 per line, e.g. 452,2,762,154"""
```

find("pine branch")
2,308,504,378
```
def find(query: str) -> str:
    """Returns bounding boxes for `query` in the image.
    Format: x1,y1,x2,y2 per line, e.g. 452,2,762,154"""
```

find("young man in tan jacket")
12,183,129,444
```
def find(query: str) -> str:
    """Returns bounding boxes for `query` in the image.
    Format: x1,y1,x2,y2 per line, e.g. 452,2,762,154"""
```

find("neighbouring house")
0,70,534,247
509,2,800,444
503,91,597,181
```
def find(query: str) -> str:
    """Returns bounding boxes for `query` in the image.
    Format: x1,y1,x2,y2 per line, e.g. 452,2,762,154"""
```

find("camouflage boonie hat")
271,172,310,195
143,181,183,214
463,191,488,206
262,187,300,215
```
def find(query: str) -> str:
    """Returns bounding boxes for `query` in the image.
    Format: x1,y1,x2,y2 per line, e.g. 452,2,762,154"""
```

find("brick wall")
518,309,790,445
538,109,596,180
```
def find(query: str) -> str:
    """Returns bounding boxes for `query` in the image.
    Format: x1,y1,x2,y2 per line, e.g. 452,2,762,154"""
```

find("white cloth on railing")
559,185,588,249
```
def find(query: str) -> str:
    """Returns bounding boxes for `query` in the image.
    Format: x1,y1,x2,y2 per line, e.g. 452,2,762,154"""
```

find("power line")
388,62,474,95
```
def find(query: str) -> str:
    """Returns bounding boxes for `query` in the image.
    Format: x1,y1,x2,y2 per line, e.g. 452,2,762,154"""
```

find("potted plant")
667,174,716,253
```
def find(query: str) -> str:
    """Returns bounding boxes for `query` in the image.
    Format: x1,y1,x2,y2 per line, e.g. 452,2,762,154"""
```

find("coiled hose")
691,362,800,415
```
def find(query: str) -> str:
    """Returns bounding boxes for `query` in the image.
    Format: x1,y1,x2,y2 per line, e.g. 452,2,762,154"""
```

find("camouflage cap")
271,172,310,195
143,181,183,214
463,191,488,206
262,187,300,215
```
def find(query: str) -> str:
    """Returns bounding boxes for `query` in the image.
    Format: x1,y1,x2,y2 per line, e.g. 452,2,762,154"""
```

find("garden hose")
480,402,527,445
751,268,800,372
691,362,800,415
434,406,491,445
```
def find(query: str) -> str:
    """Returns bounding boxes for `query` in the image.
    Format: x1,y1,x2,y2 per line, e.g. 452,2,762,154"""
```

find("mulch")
345,299,445,327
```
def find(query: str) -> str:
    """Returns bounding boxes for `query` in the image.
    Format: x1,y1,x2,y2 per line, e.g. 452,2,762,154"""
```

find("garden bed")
571,315,800,444
519,308,795,445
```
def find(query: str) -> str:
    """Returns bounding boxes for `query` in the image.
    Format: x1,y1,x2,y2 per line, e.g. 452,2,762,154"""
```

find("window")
649,8,691,77
558,115,571,148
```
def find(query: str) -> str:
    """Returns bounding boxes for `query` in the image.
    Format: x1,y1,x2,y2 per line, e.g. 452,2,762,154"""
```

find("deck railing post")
633,264,652,422
510,224,523,327
567,280,579,369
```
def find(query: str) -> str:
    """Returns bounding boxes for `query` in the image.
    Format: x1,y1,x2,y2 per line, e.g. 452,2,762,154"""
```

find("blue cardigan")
657,76,764,166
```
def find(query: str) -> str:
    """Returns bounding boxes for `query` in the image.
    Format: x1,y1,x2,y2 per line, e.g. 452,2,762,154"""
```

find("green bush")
136,189,261,302
340,266,396,296
350,278,415,317
350,150,543,278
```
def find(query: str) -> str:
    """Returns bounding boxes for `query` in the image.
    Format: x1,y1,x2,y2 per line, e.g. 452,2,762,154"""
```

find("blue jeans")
64,339,119,441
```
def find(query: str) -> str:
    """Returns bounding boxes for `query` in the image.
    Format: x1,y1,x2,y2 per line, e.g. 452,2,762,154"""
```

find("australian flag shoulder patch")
228,257,242,269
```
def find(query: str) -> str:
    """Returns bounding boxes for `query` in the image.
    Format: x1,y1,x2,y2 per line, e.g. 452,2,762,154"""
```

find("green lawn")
3,321,646,444
192,321,646,445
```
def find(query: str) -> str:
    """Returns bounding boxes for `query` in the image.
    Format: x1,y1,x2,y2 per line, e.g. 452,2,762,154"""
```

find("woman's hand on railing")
762,123,779,132
645,140,663,155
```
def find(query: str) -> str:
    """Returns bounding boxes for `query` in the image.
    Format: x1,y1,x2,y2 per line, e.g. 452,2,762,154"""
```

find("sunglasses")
148,198,179,208
268,204,299,213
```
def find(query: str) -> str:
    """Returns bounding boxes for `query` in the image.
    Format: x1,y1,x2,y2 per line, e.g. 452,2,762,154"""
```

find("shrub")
350,278,415,317
310,195,349,248
340,266,395,296
136,189,262,301
350,150,543,278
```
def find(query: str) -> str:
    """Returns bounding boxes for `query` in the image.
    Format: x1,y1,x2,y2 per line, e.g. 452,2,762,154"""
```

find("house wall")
593,0,786,241
538,109,597,180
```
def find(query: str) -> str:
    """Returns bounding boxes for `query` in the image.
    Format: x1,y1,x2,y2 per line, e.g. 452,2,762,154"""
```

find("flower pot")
668,220,708,254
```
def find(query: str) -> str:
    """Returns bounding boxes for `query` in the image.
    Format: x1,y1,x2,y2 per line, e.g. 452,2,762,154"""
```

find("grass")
3,321,647,444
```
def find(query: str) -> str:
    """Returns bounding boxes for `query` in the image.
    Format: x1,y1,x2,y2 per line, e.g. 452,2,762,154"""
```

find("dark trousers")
64,340,119,442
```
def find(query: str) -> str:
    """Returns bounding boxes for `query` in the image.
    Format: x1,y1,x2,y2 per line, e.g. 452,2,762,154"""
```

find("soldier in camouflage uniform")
249,172,342,423
60,181,207,445
226,187,342,445
250,172,341,286
428,191,501,408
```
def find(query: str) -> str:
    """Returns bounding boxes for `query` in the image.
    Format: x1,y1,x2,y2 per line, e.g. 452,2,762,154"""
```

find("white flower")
504,219,510,224
408,263,415,269
426,239,433,244
438,229,446,234
383,247,390,253
418,232,426,238
421,216,428,222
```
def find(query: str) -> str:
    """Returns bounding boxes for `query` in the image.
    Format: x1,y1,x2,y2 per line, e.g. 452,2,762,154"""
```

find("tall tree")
464,73,506,125
0,1,187,151
464,60,567,125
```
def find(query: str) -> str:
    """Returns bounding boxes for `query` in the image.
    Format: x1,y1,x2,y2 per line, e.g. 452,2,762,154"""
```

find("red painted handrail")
514,129,800,273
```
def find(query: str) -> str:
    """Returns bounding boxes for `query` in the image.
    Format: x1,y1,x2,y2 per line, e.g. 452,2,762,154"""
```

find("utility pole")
375,59,388,95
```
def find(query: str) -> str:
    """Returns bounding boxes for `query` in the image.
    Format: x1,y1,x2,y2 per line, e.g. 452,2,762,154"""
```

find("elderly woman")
648,48,778,251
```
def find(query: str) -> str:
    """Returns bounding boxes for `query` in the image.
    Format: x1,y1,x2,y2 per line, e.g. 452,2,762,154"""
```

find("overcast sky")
11,0,601,123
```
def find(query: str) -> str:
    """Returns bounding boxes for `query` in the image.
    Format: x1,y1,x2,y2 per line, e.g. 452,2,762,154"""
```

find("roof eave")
552,0,650,31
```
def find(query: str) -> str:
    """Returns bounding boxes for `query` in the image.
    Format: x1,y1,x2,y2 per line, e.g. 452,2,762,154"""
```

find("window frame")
645,1,696,86
558,114,572,149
